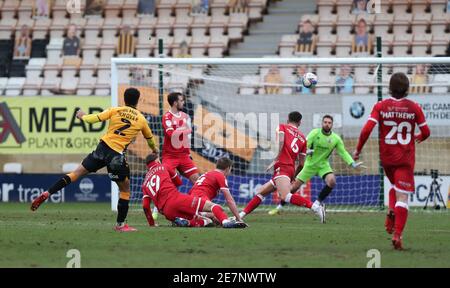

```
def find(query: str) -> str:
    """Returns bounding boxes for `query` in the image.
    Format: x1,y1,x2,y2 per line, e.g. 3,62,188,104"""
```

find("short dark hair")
168,92,183,106
216,157,233,170
145,153,159,166
389,72,409,99
124,88,140,107
288,111,302,123
323,114,334,122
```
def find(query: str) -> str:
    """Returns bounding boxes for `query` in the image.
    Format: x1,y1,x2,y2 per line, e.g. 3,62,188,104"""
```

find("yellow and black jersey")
93,106,153,153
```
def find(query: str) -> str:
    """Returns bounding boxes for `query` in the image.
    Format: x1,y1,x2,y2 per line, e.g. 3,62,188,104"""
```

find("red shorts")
383,164,415,193
162,193,206,222
270,164,295,188
162,154,199,178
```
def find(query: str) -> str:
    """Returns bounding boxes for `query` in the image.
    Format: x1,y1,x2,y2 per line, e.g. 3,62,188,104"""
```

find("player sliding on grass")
31,88,158,232
354,72,430,250
239,111,325,221
287,115,366,222
188,157,243,224
142,153,246,228
152,92,201,220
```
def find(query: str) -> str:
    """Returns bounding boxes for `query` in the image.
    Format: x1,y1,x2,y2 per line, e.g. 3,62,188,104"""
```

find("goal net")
110,57,450,212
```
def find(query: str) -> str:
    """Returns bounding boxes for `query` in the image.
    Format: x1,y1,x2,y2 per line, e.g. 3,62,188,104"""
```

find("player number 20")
146,175,160,196
384,121,412,145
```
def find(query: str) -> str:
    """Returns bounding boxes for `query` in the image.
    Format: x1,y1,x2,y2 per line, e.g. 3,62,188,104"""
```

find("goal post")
110,57,450,212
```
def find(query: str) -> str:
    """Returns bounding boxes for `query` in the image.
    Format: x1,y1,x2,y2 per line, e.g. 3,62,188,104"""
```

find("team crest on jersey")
165,120,172,127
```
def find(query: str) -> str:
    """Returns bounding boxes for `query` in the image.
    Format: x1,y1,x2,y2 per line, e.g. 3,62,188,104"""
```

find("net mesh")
112,59,450,211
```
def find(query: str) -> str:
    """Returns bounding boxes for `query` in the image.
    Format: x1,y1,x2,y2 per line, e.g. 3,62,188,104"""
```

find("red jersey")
275,123,307,167
368,97,427,166
162,110,191,156
189,170,229,200
142,162,179,211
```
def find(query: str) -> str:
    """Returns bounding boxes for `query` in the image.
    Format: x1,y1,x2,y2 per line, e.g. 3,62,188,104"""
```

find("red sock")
289,193,312,208
394,202,408,236
211,205,228,224
243,194,264,215
189,218,206,227
389,188,396,211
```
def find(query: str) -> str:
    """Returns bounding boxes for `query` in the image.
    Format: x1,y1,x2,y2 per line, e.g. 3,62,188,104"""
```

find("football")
302,72,318,88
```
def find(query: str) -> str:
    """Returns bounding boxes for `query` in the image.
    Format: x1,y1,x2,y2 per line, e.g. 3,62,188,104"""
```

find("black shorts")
81,141,130,182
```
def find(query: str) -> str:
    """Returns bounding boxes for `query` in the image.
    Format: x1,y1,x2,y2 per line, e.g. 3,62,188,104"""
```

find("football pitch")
1,203,449,268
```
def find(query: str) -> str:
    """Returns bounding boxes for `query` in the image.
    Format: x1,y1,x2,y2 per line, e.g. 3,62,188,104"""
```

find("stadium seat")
374,14,393,36
191,15,210,40
317,14,337,36
430,0,447,14
228,13,248,41
412,33,432,56
393,12,412,35
60,67,79,94
0,77,8,95
5,77,25,96
53,0,70,19
105,0,124,18
412,12,431,35
157,0,176,18
278,35,297,57
46,38,64,65
18,0,33,19
210,15,229,39
1,0,19,20
155,17,175,38
175,0,192,18
431,74,450,93
77,69,96,96
0,18,17,39
33,17,52,39
3,163,23,174
50,18,70,39
211,0,228,17
393,34,413,56
122,0,138,19
239,75,260,95
62,163,79,173
173,15,192,40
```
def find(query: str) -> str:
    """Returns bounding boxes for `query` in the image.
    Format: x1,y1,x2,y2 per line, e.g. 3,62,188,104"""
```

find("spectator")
14,25,32,60
295,19,316,54
229,0,248,14
295,66,312,94
62,24,81,67
192,0,209,15
85,0,105,16
352,0,368,14
410,64,429,94
335,65,354,94
352,18,373,55
33,0,51,18
138,0,156,15
447,0,450,13
264,65,283,94
117,25,136,56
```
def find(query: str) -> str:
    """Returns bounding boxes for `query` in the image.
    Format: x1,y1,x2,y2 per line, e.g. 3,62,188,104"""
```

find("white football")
302,72,318,88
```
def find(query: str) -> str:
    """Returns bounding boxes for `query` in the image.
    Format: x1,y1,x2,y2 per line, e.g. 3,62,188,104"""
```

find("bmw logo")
350,102,365,119
79,178,94,194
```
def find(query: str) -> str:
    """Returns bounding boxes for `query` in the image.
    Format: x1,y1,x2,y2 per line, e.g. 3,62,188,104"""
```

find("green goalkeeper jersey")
304,128,354,167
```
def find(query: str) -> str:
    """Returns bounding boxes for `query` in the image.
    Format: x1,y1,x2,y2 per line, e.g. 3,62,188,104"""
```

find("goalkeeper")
269,115,365,220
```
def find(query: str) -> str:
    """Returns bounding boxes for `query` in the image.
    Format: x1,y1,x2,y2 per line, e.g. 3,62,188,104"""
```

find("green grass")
0,203,449,268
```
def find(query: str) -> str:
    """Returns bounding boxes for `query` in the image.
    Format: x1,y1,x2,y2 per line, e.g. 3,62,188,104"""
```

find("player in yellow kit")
31,88,158,232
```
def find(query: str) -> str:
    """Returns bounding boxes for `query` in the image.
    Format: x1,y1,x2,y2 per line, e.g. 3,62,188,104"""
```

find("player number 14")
384,121,412,145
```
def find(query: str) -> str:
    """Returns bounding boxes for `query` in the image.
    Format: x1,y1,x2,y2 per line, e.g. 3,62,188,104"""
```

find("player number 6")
384,121,412,145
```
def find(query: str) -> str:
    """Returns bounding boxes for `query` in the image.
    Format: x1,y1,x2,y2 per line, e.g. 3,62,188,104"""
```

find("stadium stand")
235,0,450,95
0,0,268,96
